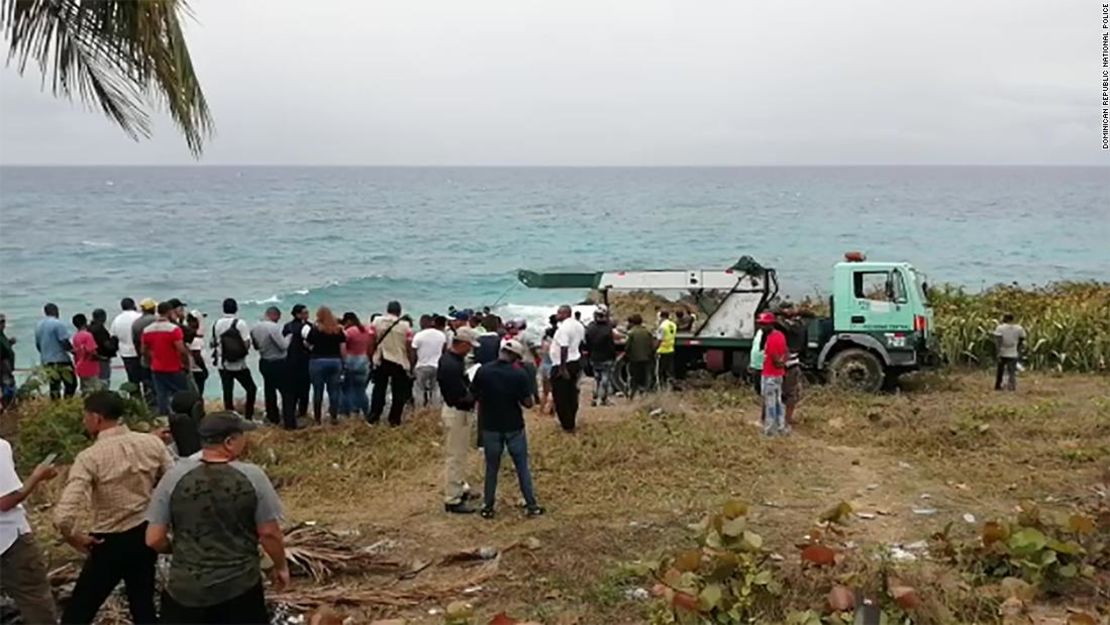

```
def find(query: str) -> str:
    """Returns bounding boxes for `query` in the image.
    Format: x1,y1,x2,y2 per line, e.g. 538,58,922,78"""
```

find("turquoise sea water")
1,166,1108,371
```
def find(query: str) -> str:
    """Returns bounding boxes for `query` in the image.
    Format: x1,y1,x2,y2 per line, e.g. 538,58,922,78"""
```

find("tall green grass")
930,282,1109,372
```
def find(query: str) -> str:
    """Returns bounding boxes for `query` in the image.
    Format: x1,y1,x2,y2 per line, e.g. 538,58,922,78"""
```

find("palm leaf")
2,0,213,155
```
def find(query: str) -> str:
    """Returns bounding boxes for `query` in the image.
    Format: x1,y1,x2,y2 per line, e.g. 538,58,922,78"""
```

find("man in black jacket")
437,327,480,514
584,309,617,406
281,304,311,430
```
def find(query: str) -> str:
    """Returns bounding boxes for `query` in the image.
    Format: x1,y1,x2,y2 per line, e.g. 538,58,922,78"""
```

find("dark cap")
197,411,258,441
167,298,186,309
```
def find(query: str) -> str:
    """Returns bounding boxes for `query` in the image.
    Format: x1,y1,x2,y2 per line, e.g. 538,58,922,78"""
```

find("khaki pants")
0,533,58,625
442,405,473,504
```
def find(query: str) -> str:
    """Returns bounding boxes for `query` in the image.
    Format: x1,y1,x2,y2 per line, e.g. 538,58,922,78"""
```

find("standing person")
305,307,346,425
437,327,480,514
250,307,289,425
130,299,159,407
412,314,448,408
748,326,766,395
185,312,209,397
281,304,311,427
757,312,789,436
0,314,16,409
623,315,655,399
368,301,414,426
35,303,76,399
655,311,678,391
538,315,558,414
211,298,258,420
585,309,618,407
550,305,586,432
472,340,545,519
473,315,502,365
72,314,103,393
675,309,695,333
142,303,191,416
778,306,807,426
89,309,116,388
993,313,1027,391
504,319,541,404
145,412,288,625
129,299,158,406
340,312,372,418
110,298,143,388
54,390,173,625
0,436,59,625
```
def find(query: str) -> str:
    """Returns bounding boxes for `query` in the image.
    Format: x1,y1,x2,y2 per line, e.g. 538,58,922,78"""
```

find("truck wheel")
827,348,884,393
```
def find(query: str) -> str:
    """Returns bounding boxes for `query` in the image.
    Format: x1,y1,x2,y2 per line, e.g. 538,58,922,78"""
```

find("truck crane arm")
517,268,767,291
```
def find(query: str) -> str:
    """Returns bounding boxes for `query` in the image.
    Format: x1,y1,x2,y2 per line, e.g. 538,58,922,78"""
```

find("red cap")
757,312,776,325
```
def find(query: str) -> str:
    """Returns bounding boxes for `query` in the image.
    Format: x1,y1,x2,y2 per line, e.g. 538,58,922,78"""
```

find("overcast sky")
0,0,1103,165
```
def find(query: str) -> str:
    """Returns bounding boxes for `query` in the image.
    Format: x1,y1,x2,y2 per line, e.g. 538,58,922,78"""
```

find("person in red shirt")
72,314,102,393
142,302,190,416
758,312,789,436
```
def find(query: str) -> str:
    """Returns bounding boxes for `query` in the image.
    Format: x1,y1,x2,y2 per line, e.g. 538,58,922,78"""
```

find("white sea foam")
245,295,282,305
495,303,600,330
80,240,115,248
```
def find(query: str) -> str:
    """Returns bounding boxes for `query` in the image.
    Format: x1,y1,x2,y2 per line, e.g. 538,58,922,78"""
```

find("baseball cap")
167,298,187,309
139,298,158,311
501,338,526,358
197,411,258,441
452,327,481,346
757,312,776,324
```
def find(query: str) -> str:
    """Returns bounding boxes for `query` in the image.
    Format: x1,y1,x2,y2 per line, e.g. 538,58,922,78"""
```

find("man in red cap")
757,312,789,436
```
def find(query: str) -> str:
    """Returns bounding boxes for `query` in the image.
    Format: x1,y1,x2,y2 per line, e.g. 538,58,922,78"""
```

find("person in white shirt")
549,304,586,432
411,315,448,407
209,298,258,420
0,437,59,625
992,313,1027,391
110,297,144,390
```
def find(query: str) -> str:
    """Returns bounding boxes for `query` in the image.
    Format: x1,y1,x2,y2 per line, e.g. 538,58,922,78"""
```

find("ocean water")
0,166,1107,370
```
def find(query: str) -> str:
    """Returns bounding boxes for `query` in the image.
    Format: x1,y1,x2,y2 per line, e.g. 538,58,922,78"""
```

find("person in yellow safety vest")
655,311,677,390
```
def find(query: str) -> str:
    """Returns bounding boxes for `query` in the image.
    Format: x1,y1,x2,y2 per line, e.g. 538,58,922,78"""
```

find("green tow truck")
517,253,940,392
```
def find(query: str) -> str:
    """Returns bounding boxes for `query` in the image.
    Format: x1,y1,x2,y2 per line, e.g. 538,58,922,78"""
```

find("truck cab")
812,256,937,391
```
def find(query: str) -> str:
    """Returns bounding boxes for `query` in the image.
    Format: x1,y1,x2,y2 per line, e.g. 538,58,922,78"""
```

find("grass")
8,371,1109,624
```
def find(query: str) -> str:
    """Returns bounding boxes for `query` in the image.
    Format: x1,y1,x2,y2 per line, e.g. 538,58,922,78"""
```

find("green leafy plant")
14,387,155,470
930,281,1109,373
647,500,783,624
932,501,1106,594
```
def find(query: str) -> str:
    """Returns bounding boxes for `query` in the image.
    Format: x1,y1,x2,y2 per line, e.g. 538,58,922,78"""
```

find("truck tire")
827,348,885,393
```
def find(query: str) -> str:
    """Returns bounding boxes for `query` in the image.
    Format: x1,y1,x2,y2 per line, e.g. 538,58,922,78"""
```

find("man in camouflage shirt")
145,412,288,625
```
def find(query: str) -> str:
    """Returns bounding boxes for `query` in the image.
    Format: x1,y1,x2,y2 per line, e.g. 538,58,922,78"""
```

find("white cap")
501,339,526,358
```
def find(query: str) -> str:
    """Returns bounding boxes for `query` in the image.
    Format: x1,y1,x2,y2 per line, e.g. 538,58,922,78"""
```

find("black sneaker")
525,505,546,518
480,507,495,519
445,502,477,515
462,491,481,502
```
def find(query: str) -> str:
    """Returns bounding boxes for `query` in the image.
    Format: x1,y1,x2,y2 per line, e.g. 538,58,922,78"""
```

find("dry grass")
15,371,1110,624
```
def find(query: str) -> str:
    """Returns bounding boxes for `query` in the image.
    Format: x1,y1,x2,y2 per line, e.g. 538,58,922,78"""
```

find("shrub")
930,281,1109,373
14,389,155,471
930,501,1108,595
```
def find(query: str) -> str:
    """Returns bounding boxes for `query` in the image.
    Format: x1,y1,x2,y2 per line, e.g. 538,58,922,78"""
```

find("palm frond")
2,0,213,155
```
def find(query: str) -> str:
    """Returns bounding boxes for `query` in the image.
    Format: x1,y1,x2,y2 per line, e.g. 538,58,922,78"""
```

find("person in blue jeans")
471,339,545,520
304,307,346,425
339,312,371,418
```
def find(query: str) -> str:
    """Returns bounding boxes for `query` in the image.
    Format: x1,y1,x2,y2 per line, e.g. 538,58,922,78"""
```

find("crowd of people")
1,391,286,625
0,292,1033,624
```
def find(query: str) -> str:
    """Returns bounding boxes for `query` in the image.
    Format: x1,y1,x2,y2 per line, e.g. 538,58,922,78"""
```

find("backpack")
219,319,249,363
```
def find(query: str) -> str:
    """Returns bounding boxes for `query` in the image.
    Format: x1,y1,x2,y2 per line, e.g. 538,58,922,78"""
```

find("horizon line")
1,163,1107,168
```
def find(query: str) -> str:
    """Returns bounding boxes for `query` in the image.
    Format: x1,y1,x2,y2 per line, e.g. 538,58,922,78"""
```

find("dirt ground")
19,370,1110,624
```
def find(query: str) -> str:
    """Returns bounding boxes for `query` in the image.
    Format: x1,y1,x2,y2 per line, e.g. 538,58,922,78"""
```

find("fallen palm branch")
271,559,502,610
282,523,408,582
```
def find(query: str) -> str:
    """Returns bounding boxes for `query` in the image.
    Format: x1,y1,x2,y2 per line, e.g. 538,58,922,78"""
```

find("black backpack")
219,319,249,363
